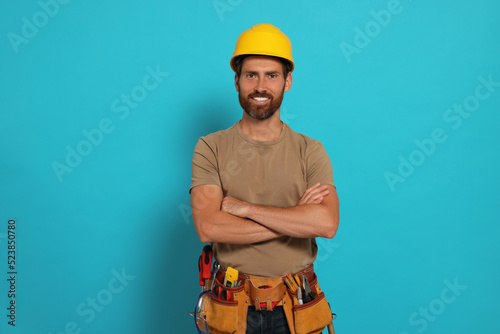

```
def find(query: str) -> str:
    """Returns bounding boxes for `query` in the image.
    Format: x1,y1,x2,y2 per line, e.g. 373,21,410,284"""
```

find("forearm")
247,203,338,239
222,184,339,239
191,184,283,244
194,210,283,244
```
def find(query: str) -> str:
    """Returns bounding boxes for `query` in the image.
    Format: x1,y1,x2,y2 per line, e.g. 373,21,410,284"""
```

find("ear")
234,73,240,92
284,72,293,93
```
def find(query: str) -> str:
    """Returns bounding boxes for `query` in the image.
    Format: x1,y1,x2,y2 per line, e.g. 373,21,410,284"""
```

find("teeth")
253,97,269,101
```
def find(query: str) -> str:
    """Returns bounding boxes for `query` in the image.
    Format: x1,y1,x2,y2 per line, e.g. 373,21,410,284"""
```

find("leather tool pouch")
246,278,287,311
286,273,333,334
241,275,287,333
204,277,244,334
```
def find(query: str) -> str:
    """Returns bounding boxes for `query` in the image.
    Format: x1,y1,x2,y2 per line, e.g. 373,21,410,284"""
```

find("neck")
240,109,283,141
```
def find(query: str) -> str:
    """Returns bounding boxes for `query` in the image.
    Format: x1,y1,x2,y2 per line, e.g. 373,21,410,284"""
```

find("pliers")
213,285,232,302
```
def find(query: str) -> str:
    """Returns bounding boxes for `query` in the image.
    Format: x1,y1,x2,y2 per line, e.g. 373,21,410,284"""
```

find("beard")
238,85,286,120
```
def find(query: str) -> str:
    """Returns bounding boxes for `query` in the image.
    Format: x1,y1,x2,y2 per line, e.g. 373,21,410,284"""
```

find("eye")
246,73,255,79
268,74,278,79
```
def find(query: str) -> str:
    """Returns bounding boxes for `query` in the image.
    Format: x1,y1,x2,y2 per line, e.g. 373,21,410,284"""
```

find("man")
190,23,339,334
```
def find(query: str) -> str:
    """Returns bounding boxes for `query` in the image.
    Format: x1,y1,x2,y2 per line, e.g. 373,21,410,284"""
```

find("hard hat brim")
230,54,294,73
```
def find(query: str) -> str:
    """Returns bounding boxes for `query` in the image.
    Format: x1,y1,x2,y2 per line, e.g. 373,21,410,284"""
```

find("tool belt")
204,265,333,334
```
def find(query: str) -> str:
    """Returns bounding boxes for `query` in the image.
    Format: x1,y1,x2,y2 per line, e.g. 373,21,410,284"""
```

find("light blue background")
1,0,499,333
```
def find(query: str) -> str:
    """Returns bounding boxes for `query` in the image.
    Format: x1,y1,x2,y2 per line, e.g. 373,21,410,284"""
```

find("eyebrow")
244,70,281,76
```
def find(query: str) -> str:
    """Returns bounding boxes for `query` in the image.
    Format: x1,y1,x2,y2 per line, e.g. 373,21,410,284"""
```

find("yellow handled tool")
224,267,239,288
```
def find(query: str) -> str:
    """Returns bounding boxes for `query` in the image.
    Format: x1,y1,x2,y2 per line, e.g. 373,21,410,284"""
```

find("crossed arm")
190,183,339,244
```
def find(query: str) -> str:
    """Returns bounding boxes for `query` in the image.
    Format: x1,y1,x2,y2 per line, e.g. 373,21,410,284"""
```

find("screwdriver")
198,245,213,289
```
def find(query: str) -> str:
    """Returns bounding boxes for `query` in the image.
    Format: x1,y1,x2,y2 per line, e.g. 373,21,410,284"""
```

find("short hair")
234,55,292,78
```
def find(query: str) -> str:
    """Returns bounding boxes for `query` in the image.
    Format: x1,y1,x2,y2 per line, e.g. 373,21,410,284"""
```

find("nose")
255,77,267,93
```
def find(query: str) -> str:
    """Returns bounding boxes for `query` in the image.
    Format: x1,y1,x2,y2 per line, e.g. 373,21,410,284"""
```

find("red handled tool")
198,245,213,289
198,255,204,286
201,245,213,281
213,285,232,302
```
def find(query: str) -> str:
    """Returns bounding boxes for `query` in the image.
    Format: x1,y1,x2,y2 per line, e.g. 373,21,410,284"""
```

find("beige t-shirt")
190,122,335,277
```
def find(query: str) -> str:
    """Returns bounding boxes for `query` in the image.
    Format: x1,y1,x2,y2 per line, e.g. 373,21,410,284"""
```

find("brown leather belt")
215,264,316,285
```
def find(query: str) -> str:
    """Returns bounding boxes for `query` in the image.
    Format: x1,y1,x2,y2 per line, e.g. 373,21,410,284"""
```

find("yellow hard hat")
230,23,294,73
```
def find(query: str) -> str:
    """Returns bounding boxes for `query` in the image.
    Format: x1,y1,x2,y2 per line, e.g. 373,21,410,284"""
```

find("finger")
301,184,319,199
307,194,326,204
298,184,329,205
301,189,329,205
310,194,328,204
303,183,321,194
303,188,328,202
312,197,323,204
312,189,329,198
306,196,324,204
221,197,232,211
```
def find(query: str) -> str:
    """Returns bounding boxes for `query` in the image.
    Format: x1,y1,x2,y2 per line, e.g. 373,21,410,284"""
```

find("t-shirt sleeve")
305,140,335,189
190,137,221,193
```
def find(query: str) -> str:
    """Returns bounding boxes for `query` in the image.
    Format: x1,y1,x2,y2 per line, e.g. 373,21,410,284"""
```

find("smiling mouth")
251,97,270,103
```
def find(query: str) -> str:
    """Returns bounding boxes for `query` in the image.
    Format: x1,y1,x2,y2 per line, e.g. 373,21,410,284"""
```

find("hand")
221,196,251,218
297,183,329,205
